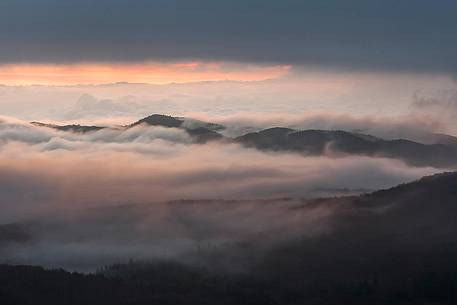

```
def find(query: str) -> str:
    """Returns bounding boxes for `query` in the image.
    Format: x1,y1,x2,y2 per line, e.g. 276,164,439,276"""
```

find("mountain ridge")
29,114,457,168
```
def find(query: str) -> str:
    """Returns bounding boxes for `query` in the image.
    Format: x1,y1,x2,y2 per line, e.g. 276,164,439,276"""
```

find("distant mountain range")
31,114,457,168
236,127,457,168
30,121,105,133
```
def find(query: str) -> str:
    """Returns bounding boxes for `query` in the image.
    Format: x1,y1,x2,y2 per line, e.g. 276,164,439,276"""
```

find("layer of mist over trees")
2,172,457,305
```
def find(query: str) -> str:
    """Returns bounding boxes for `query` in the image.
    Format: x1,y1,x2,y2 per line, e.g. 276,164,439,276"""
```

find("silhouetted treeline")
2,242,457,305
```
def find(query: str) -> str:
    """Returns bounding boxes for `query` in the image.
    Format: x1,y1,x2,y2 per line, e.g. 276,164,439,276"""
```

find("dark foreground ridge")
2,172,457,305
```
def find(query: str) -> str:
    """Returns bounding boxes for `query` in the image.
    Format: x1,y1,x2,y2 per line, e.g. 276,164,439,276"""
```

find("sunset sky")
0,62,291,85
1,0,456,134
0,0,456,86
0,0,455,132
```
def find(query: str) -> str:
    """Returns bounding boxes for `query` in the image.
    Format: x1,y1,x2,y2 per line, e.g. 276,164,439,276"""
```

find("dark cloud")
64,94,144,119
1,0,456,74
412,90,457,110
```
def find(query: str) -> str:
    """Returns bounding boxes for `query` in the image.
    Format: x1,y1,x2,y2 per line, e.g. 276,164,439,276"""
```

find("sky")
0,0,456,126
0,0,456,73
0,0,457,83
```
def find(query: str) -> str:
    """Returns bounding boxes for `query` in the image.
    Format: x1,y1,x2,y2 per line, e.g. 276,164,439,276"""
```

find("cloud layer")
1,0,456,74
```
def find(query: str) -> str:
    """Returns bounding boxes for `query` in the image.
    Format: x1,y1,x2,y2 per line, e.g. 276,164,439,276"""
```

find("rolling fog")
0,115,443,270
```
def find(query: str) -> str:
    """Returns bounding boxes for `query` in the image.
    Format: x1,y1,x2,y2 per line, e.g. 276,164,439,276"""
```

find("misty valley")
1,114,457,304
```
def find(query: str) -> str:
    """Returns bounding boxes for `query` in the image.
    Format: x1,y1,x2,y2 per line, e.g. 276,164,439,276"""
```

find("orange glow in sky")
0,62,291,85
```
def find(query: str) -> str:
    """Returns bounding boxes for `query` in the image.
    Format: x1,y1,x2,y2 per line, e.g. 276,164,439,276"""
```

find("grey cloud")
63,94,146,120
0,0,457,74
412,90,457,110
410,90,457,132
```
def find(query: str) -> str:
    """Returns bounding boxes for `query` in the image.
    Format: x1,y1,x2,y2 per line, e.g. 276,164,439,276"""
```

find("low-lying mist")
0,116,443,270
0,117,440,219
